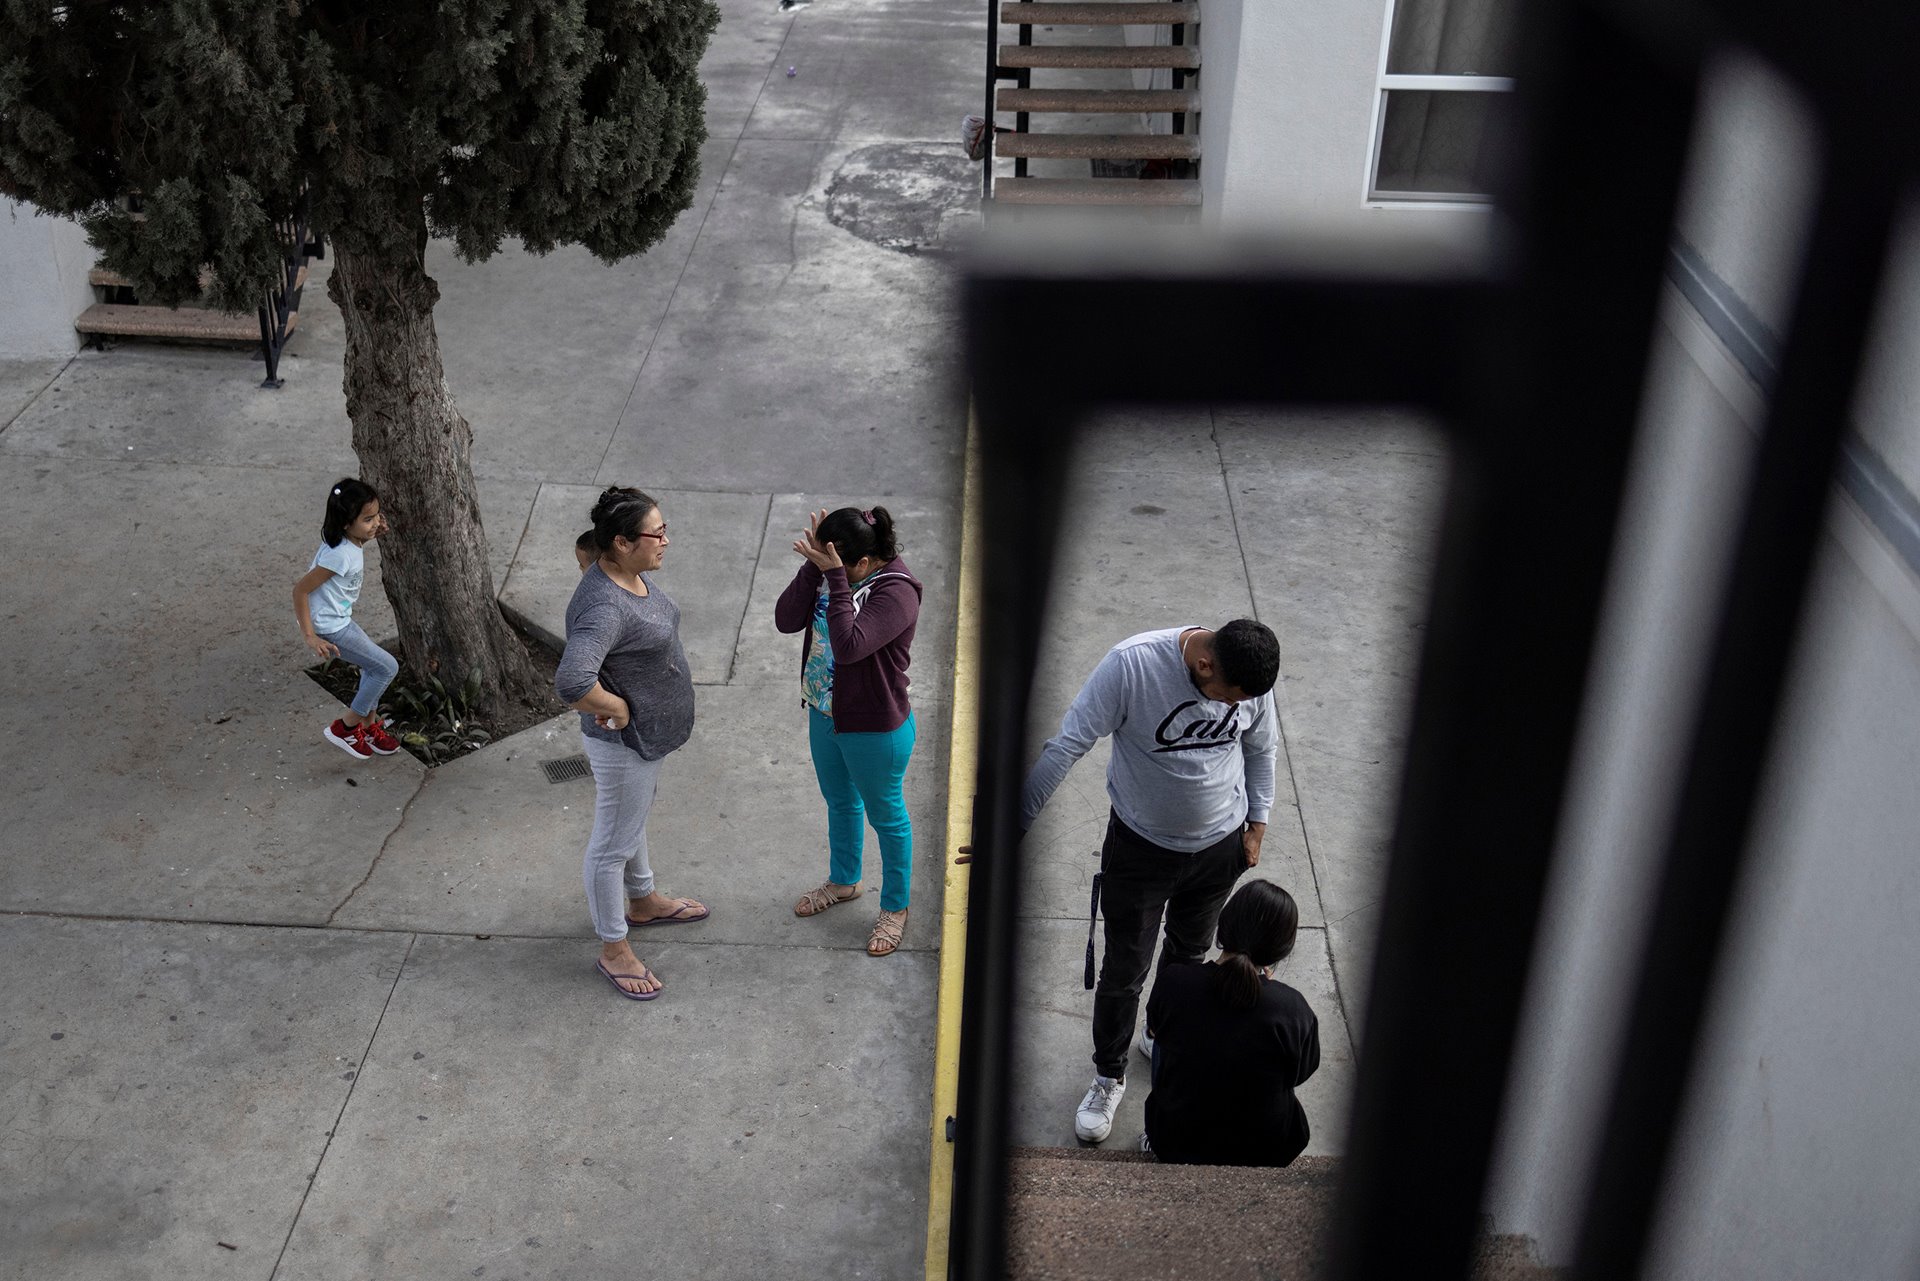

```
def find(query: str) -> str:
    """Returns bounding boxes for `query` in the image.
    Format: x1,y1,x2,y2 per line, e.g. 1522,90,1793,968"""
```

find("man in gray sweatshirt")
1022,620,1281,1143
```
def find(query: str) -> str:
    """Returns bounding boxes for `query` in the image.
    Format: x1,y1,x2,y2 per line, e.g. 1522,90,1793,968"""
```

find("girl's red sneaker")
362,719,402,756
324,719,374,760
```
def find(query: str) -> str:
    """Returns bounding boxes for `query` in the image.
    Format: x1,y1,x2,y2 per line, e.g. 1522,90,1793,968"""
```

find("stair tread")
1001,2,1200,24
996,131,1200,159
1005,1151,1557,1281
998,44,1200,68
75,302,299,343
999,86,1200,112
991,176,1202,206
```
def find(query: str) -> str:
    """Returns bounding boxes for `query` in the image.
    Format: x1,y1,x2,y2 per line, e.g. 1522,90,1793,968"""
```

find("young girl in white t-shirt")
293,478,402,761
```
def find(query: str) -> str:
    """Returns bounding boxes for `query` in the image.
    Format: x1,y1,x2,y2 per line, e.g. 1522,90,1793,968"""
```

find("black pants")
1091,810,1248,1079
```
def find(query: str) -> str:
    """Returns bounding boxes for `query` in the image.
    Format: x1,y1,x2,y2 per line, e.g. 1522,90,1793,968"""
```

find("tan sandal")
867,908,908,957
795,882,862,917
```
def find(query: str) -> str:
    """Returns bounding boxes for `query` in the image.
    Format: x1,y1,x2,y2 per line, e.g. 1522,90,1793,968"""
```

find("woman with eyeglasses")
555,486,709,1001
774,506,924,957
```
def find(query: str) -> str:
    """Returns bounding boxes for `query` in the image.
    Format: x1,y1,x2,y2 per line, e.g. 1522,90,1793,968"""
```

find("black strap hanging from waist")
1084,848,1104,990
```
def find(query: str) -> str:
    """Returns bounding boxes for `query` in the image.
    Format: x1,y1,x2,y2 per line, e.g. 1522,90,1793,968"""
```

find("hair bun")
591,487,632,524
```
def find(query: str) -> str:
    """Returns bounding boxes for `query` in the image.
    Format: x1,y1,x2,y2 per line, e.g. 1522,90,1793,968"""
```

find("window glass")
1386,0,1518,77
1375,90,1506,197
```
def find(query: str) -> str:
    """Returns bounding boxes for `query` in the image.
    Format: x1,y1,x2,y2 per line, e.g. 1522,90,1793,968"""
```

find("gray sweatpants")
581,733,662,941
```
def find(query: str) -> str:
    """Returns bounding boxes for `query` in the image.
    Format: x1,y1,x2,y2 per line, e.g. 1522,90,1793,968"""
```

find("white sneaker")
1074,1074,1126,1143
1136,1026,1156,1062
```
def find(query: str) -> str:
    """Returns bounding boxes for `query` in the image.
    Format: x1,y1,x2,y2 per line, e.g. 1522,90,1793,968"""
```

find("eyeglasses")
635,525,668,541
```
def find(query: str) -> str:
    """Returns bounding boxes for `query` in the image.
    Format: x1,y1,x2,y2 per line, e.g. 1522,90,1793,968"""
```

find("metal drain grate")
541,754,592,784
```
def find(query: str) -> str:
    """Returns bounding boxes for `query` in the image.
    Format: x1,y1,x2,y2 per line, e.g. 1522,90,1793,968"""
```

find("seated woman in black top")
1143,880,1320,1166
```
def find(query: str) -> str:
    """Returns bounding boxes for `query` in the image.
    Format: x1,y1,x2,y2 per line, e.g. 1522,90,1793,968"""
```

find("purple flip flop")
596,959,662,1001
625,900,710,928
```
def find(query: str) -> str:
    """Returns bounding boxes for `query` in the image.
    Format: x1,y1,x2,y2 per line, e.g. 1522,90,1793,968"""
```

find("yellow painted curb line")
924,407,981,1281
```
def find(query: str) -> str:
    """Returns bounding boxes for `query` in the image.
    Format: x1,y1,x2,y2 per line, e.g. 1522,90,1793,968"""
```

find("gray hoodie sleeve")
1241,692,1279,825
1021,647,1131,831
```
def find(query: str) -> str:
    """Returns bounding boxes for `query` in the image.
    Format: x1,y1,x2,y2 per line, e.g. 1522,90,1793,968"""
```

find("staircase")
984,2,1202,212
74,195,322,388
1005,1149,1561,1281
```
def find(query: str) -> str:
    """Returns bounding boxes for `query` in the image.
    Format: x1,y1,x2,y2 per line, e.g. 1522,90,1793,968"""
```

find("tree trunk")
326,213,547,725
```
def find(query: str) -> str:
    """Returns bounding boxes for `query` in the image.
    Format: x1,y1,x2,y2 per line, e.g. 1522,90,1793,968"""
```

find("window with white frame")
1368,0,1517,202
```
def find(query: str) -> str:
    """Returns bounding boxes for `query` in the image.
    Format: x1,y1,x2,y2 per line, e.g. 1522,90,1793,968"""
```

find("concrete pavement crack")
268,932,416,1281
0,908,941,952
725,493,776,684
0,355,74,437
1212,404,1358,1059
326,771,434,925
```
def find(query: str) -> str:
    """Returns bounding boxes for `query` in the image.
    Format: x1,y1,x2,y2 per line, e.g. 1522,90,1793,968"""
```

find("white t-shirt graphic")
1022,627,1278,852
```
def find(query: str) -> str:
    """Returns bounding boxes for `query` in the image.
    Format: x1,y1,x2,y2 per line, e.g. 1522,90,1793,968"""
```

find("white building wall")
1,199,93,357
1197,0,1479,235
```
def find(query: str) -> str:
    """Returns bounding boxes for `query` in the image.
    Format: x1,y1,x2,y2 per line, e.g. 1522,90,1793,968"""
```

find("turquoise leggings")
808,707,915,912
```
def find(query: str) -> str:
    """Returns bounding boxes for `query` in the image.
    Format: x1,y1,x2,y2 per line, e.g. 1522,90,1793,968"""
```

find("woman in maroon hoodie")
774,506,924,956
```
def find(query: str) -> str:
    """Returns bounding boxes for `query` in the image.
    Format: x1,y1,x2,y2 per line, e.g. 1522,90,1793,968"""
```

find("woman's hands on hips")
569,681,631,731
794,510,844,571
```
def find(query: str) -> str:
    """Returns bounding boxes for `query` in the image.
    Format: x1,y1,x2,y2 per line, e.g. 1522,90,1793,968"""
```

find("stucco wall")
0,200,93,357
1198,0,1484,235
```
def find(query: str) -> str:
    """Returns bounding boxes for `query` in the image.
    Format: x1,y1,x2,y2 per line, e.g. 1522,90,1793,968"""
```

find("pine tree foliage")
0,0,720,311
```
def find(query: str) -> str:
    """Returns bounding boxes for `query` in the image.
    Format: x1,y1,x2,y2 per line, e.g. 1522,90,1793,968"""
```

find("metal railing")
981,0,1025,198
257,189,320,390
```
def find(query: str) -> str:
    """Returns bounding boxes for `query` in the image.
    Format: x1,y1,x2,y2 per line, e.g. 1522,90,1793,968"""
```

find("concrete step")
75,303,300,344
983,199,1201,228
998,44,1201,69
997,132,1201,160
998,86,1200,113
1001,2,1200,25
1005,1149,1560,1281
992,176,1202,206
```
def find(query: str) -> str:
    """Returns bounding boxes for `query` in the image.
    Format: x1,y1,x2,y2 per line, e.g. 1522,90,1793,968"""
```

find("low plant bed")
304,615,566,766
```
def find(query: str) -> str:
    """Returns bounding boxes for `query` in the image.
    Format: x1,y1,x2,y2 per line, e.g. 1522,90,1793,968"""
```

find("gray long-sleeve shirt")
1022,628,1277,853
555,566,695,761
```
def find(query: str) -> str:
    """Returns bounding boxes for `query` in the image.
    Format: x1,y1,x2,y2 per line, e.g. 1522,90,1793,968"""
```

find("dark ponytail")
1213,880,1299,1010
322,478,380,548
816,505,900,565
589,485,658,551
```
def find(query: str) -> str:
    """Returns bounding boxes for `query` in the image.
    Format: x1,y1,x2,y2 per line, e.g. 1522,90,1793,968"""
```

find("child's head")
323,478,383,548
1214,880,1299,1009
575,529,597,573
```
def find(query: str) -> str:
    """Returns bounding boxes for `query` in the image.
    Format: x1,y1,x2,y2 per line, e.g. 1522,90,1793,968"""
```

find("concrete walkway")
0,0,978,1276
0,7,1453,1279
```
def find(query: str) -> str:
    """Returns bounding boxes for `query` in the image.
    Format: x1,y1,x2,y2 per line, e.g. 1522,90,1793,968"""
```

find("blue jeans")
318,620,399,718
808,708,915,912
